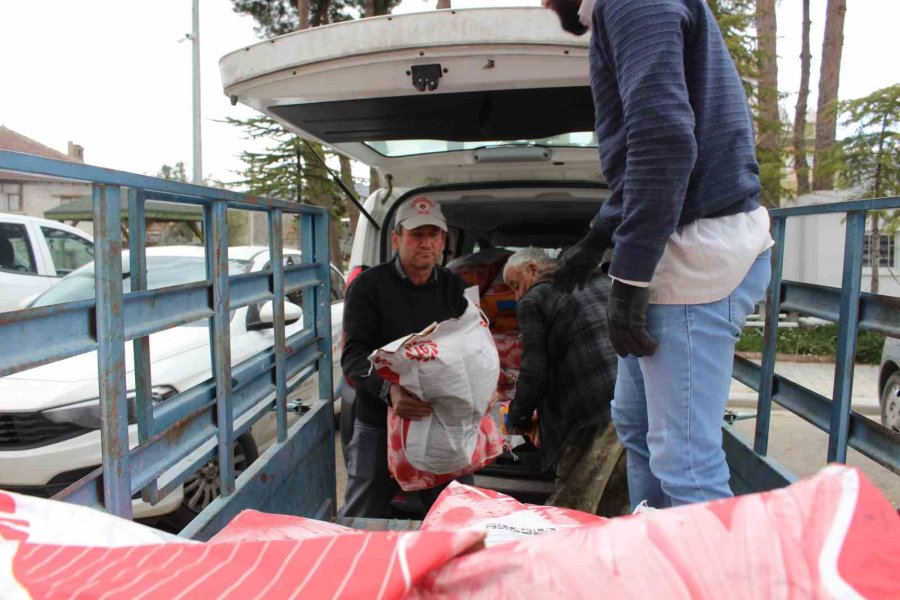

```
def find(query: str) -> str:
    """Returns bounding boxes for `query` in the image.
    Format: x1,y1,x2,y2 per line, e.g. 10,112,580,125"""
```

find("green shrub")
736,324,885,364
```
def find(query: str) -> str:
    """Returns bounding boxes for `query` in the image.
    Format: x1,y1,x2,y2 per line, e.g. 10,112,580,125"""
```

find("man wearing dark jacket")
339,197,468,518
503,248,628,516
545,0,773,508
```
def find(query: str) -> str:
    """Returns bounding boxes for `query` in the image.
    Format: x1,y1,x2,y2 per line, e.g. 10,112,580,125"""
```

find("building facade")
0,126,92,234
782,189,900,297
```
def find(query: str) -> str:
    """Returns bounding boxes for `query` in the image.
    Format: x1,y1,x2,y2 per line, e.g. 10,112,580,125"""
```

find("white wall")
21,180,92,235
781,190,900,297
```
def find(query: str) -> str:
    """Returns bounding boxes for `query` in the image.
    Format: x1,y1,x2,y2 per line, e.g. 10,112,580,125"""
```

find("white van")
221,7,610,501
0,212,94,311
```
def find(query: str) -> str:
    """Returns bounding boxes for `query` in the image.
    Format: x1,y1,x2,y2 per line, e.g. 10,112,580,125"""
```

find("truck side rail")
726,196,900,494
0,150,336,532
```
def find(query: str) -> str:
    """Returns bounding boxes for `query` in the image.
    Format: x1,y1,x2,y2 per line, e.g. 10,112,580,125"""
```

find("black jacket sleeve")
341,275,387,399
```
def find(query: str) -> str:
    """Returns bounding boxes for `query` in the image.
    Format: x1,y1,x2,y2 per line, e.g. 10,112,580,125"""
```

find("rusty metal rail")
725,196,900,494
0,150,336,530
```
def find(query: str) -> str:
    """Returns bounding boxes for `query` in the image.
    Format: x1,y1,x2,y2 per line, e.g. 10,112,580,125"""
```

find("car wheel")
167,433,260,531
881,371,900,433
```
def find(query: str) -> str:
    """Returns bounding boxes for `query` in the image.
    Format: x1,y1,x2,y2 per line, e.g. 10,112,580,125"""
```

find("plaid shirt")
509,273,618,465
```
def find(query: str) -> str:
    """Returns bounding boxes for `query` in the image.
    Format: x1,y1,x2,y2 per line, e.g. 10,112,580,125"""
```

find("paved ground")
727,359,897,508
730,412,899,507
729,359,881,416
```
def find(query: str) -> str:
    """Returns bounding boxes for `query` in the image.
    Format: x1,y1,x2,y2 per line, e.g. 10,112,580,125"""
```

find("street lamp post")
191,0,203,185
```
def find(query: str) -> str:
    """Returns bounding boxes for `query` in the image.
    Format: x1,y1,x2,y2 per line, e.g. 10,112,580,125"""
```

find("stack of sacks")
0,491,484,599
410,465,900,599
482,282,518,333
446,248,512,297
2,465,896,598
420,481,605,547
446,248,519,333
447,248,524,443
492,333,523,443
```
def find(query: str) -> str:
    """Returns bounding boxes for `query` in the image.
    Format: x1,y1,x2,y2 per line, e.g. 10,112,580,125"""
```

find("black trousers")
338,418,473,519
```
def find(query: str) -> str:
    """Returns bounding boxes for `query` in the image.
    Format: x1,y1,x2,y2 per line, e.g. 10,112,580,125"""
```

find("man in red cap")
340,197,470,518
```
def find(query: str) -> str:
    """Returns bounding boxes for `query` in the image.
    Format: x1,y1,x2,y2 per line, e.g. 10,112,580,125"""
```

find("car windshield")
364,132,597,158
32,255,253,307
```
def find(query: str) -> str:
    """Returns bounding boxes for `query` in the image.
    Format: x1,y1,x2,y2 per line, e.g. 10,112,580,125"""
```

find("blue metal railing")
725,196,900,494
0,150,335,529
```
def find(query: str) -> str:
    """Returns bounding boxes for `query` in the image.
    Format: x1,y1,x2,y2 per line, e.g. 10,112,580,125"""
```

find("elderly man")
503,248,627,516
339,197,469,518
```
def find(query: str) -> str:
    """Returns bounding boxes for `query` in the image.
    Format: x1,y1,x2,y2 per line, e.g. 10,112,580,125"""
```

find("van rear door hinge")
410,64,443,92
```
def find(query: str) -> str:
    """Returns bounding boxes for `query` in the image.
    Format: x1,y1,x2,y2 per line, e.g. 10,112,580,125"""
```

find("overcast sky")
1,0,896,186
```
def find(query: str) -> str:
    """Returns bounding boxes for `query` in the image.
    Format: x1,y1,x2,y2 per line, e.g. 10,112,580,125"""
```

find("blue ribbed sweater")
588,0,761,282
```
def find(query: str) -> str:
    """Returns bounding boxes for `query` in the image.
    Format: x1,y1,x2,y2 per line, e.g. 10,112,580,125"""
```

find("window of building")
1,182,23,212
41,227,95,276
863,234,896,268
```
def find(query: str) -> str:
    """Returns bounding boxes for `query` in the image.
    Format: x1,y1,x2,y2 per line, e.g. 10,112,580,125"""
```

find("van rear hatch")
220,7,602,187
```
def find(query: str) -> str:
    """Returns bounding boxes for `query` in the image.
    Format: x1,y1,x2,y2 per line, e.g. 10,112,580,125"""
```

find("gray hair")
503,247,557,282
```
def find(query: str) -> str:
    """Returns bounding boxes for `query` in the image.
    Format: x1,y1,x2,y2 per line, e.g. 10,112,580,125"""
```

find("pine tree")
755,0,781,208
228,0,395,267
812,0,847,190
835,85,900,294
708,0,785,207
791,0,812,196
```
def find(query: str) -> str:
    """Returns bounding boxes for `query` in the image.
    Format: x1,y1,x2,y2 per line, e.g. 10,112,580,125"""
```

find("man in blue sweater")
545,0,773,508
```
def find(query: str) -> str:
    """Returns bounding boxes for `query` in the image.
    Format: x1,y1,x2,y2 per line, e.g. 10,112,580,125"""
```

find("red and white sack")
0,490,183,547
0,526,485,600
371,287,503,491
0,490,488,600
411,466,900,599
421,482,605,547
208,509,361,543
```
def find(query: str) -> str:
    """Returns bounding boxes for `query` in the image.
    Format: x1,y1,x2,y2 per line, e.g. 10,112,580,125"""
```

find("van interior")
378,185,610,263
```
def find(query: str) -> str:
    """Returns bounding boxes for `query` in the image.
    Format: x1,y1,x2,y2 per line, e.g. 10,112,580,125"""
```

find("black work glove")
552,229,611,294
607,280,659,358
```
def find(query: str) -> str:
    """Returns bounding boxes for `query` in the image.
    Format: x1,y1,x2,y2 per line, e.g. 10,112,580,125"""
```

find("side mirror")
18,293,40,309
259,300,303,326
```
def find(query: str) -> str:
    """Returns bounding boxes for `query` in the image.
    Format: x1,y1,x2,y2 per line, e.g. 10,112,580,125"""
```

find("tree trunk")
755,0,780,207
295,0,310,31
792,0,812,196
437,0,451,8
369,167,380,195
340,155,360,235
812,0,846,190
330,218,344,271
869,218,880,294
868,112,890,294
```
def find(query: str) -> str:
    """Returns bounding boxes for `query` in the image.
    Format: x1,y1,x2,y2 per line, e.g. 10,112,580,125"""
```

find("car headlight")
42,386,177,429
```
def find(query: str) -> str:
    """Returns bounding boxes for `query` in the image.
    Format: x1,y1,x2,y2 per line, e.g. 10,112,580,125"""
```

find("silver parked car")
879,337,900,432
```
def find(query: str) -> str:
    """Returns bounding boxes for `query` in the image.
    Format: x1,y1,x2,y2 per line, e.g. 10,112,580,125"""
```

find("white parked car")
879,337,900,433
221,7,605,502
0,245,345,528
0,212,94,312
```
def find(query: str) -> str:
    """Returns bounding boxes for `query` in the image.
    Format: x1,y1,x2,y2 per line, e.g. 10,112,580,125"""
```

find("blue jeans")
611,250,771,509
